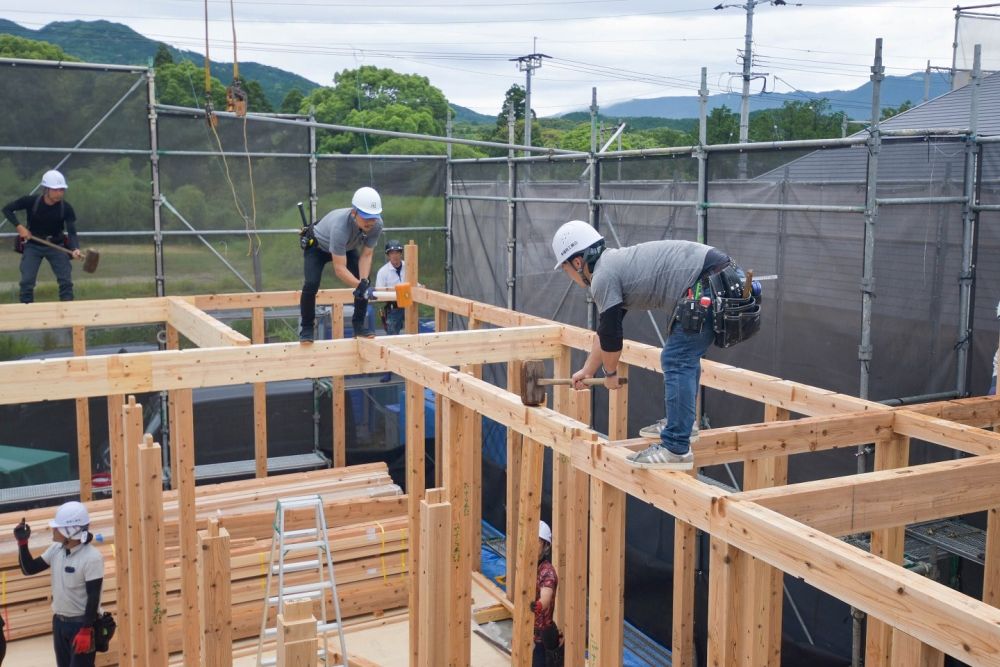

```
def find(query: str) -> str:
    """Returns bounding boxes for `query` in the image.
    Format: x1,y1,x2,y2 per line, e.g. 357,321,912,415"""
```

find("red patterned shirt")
534,559,558,642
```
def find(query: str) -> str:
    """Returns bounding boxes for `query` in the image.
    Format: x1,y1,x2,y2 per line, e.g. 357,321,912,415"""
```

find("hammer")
27,236,100,273
370,282,414,308
520,358,627,406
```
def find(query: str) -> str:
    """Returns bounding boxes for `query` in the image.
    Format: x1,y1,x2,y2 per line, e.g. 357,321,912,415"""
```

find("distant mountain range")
592,72,952,120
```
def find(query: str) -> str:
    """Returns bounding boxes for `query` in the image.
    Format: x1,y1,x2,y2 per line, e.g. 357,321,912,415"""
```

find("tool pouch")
298,224,315,250
675,297,709,333
707,264,762,348
13,236,24,254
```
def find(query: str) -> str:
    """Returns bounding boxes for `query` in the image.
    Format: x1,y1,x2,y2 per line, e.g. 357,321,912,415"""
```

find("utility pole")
511,42,549,157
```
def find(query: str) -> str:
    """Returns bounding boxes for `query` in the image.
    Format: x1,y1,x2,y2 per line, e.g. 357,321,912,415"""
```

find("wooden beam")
252,307,268,478
198,519,232,667
113,396,136,666
906,396,1000,428
138,434,168,666
893,410,1000,455
332,304,346,468
404,240,419,336
123,396,147,665
588,464,625,667
0,297,168,331
442,398,473,667
372,325,563,366
276,599,317,667
459,317,483,572
72,326,92,501
706,535,741,667
433,307,448,488
418,490,450,667
170,388,200,664
735,452,1000,536
510,438,544,667
672,513,697,667
987,506,1000,608
166,297,250,348
406,377,427,667
891,630,945,667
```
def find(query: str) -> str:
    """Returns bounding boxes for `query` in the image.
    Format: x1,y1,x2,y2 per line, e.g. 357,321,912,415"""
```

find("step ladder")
256,494,349,666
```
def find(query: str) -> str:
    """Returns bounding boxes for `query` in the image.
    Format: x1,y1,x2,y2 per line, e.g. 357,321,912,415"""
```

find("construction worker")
551,220,759,471
374,238,406,381
299,186,384,343
533,521,562,667
3,169,82,303
14,501,104,667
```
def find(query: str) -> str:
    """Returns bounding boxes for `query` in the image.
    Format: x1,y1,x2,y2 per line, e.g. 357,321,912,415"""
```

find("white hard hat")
40,169,68,190
50,501,89,530
352,186,382,219
552,220,603,270
539,520,552,543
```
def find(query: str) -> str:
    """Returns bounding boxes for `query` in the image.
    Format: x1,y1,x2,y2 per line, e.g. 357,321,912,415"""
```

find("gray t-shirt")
589,240,711,316
312,207,383,255
42,542,104,616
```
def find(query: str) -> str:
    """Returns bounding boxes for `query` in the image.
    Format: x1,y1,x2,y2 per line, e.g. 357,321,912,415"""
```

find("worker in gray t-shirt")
551,220,744,471
299,186,384,342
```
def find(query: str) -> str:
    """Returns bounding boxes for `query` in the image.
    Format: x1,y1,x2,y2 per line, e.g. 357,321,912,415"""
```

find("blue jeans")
383,305,404,335
300,246,365,331
52,615,95,667
20,241,74,303
660,315,715,455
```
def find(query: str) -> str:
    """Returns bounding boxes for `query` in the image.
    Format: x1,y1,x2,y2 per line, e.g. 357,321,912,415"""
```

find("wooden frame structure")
3,240,1000,666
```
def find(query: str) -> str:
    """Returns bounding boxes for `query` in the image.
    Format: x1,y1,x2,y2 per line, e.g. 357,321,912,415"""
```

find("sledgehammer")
370,282,414,307
28,236,100,273
520,358,627,406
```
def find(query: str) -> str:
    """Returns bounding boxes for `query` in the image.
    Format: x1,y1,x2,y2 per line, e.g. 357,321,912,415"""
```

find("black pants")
20,241,74,303
52,615,95,667
300,246,366,332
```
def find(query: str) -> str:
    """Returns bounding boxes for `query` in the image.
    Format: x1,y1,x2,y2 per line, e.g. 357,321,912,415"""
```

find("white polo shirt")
42,542,104,617
375,260,406,291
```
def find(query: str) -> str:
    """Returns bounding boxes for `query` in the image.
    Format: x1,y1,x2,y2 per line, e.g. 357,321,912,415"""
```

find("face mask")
57,525,86,542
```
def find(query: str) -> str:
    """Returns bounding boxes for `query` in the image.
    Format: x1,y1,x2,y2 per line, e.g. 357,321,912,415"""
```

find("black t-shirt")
2,194,79,249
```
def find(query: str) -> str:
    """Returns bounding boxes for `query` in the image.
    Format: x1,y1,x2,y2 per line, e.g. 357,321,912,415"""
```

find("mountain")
0,19,320,108
576,73,952,120
451,103,494,124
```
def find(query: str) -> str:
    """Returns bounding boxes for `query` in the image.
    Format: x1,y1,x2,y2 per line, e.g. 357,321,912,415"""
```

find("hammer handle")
28,236,75,257
538,378,628,387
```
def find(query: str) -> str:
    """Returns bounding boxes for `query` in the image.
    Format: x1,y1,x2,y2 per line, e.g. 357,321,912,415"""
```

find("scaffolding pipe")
956,44,982,398
0,146,150,155
0,226,445,239
709,202,866,213
0,56,147,73
154,103,577,155
507,103,517,311
696,67,709,245
308,114,318,231
446,117,454,296
876,196,969,205
587,88,600,336
147,70,166,298
159,196,256,291
879,390,961,406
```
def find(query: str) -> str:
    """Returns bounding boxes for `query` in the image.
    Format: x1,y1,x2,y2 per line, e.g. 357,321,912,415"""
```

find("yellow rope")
375,520,388,582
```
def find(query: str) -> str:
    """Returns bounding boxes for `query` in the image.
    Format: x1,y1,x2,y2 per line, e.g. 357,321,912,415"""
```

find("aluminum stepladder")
256,494,349,666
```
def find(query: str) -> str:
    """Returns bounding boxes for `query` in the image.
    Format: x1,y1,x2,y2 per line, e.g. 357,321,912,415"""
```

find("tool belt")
704,262,762,349
298,224,316,250
13,234,67,254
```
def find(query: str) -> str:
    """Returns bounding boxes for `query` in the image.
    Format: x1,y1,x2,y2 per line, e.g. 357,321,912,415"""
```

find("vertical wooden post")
865,434,910,667
170,388,200,664
138,434,167,667
738,404,789,666
407,378,427,667
404,240,419,335
672,518,697,666
72,326,92,501
433,307,448,487
113,396,137,666
252,307,268,478
418,488,451,667
510,437,544,667
890,630,944,667
986,419,1000,608
165,324,180,490
277,599,318,667
122,397,146,665
199,518,232,667
707,536,742,667
505,359,523,603
459,317,482,571
443,397,473,667
589,364,629,666
332,303,346,468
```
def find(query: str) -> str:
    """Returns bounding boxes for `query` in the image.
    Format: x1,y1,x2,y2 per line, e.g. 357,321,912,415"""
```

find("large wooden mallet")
520,358,628,406
371,282,413,307
29,236,100,273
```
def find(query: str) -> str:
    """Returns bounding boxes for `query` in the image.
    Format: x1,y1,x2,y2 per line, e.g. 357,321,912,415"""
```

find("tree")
0,35,77,62
881,100,913,120
153,43,173,68
748,99,842,142
303,66,449,154
153,60,226,109
706,105,739,145
280,88,305,115
241,79,273,113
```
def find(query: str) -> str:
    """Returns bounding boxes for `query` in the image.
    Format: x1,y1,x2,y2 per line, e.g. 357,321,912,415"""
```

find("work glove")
13,518,30,546
352,278,370,300
72,626,94,654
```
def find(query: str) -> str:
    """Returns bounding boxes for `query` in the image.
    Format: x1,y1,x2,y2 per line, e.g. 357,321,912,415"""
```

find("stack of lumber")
0,463,411,661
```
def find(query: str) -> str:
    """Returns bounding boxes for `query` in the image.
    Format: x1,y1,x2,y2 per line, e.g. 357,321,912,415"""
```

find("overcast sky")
0,1,985,115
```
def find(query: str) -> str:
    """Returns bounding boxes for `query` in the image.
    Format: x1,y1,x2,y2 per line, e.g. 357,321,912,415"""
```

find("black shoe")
299,325,314,343
353,327,376,339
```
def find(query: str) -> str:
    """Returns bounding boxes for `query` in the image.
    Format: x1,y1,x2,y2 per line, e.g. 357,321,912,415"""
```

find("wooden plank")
706,535,741,667
907,396,1000,428
73,326,92,501
443,397,473,667
987,506,1000,608
198,519,232,667
413,287,472,319
505,359,523,603
166,297,250,348
891,630,945,667
459,317,483,572
331,303,346,468
510,438,544,667
370,325,562,367
0,297,168,331
404,240,419,336
418,492,450,667
138,435,168,666
0,339,364,404
122,396,146,666
277,599,317,667
433,307,448,488
406,377,426,667
171,388,200,664
252,307,268,478
893,410,1000,455
165,324,180,491
113,395,136,667
672,515,697,667
588,472,625,667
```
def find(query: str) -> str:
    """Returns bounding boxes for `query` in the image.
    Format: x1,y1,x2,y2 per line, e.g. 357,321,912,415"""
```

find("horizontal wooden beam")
0,340,363,404
166,298,250,348
893,410,1000,455
0,298,168,332
378,325,563,366
906,396,1000,429
190,288,358,311
735,453,1000,535
571,441,1000,666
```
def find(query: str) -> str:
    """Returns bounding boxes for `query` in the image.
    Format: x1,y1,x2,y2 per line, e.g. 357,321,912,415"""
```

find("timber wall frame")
4,242,1000,665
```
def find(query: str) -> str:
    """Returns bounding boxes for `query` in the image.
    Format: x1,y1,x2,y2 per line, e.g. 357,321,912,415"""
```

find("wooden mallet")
28,236,100,273
520,358,628,406
371,282,413,307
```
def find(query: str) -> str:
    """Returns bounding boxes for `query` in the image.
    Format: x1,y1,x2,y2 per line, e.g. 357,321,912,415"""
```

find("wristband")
603,367,617,377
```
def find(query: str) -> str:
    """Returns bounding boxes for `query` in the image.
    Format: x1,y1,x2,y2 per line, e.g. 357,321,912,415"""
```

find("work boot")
626,444,694,471
299,324,314,343
639,418,699,442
